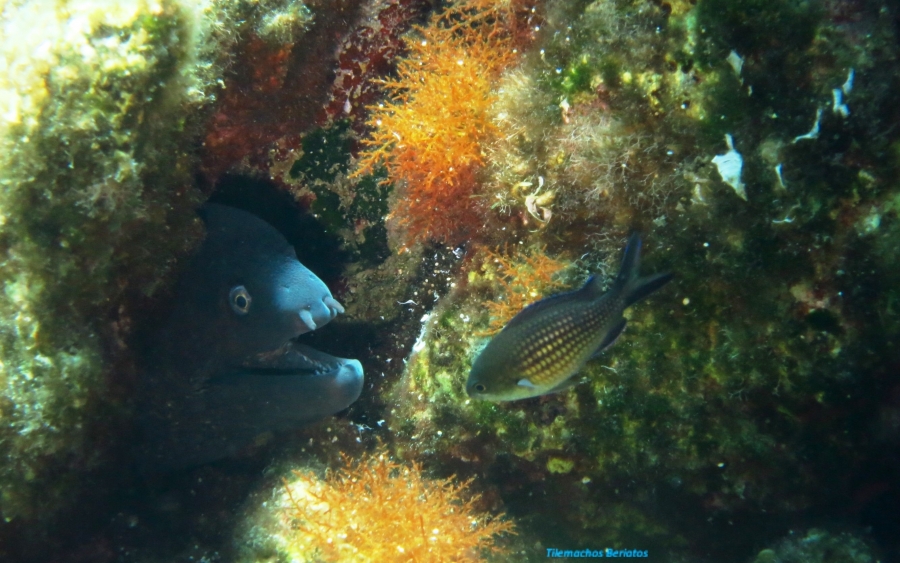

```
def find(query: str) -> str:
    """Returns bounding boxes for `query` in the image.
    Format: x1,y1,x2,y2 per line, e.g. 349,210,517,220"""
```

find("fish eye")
474,383,486,392
229,285,252,315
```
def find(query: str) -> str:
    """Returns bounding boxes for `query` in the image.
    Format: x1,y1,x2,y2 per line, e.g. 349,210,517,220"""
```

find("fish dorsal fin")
593,317,627,358
580,232,643,300
616,232,673,307
617,232,643,286
499,288,580,332
579,274,607,299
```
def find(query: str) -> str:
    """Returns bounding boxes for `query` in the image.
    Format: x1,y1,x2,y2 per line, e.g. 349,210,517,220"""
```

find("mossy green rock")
384,0,900,558
0,0,312,523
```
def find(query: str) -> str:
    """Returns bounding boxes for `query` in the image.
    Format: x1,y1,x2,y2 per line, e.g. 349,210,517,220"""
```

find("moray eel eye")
474,383,486,392
229,285,252,315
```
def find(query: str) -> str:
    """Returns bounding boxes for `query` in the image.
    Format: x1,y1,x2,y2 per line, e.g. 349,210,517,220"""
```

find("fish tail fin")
616,232,673,307
624,271,673,308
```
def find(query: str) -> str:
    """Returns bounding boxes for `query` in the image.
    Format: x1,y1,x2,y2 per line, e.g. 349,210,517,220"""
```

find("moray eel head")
190,203,345,364
139,204,363,470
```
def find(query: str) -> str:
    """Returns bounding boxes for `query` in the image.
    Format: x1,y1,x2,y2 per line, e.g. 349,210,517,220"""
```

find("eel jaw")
139,342,364,471
233,341,364,417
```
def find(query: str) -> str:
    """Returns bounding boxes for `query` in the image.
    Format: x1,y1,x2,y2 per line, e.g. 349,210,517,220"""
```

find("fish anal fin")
545,376,582,395
593,318,627,358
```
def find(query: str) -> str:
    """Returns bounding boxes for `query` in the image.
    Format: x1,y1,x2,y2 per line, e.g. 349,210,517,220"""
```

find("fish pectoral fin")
517,378,538,388
592,318,627,358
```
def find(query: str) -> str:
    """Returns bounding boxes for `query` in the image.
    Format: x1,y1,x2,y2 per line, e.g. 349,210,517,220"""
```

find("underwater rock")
137,204,363,469
377,0,900,559
0,0,214,525
1,0,895,560
750,528,879,563
0,0,328,536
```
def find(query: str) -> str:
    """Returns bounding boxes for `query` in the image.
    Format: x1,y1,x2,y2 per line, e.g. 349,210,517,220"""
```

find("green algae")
695,0,821,67
0,0,205,523
289,122,391,263
751,529,879,563
256,0,312,45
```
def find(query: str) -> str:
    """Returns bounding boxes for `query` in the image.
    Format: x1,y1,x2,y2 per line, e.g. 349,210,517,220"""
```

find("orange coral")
478,245,571,335
280,451,515,562
354,0,527,248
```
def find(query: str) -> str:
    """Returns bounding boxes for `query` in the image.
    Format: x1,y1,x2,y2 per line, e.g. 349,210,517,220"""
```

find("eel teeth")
324,296,345,315
299,309,317,331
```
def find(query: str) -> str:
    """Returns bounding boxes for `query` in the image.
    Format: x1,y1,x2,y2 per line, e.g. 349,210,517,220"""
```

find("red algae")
200,0,362,180
280,450,515,562
322,0,432,134
354,0,533,248
476,245,571,336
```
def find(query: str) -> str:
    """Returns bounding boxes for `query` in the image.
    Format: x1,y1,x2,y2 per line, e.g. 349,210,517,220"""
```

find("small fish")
138,204,364,469
466,233,671,401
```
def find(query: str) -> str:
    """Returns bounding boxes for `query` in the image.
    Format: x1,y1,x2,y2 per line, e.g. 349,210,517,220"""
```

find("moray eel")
138,204,363,469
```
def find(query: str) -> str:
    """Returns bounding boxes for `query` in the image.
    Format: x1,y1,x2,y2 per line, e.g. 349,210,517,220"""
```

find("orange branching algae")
280,451,515,562
354,0,526,248
478,246,570,336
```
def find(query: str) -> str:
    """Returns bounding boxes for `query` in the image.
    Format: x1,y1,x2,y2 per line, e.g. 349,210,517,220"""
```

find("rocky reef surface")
0,0,898,562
